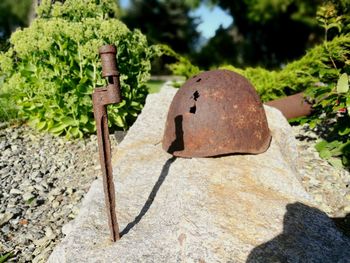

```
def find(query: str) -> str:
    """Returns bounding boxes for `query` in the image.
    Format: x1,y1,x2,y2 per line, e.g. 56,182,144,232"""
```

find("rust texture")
163,69,271,158
265,92,313,119
92,45,121,241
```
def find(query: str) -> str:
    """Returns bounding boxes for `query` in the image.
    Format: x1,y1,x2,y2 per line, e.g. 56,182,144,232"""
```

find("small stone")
23,192,35,202
33,246,53,263
52,201,60,209
1,224,10,233
50,188,62,196
6,207,22,217
31,170,41,178
10,131,19,140
9,217,19,226
34,184,45,193
10,188,22,195
45,226,55,239
0,212,13,226
66,187,73,195
32,163,41,169
68,213,75,219
27,185,35,192
33,236,49,247
11,144,19,151
19,219,29,225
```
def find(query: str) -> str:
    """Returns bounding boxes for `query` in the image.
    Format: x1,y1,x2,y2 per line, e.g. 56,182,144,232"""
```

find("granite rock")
48,87,350,263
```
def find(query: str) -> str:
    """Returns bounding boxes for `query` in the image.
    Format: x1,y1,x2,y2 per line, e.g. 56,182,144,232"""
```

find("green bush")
154,44,200,79
222,3,350,167
221,33,350,102
221,33,350,167
0,0,156,138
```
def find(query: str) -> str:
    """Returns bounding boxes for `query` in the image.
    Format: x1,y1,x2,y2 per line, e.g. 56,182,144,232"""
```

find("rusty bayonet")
92,45,121,241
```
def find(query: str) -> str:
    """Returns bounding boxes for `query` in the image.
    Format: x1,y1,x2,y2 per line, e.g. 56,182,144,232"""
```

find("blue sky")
189,4,232,39
119,0,233,39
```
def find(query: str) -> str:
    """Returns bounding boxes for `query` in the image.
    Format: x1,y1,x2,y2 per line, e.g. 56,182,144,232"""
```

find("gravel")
292,124,350,218
0,122,349,262
0,124,125,262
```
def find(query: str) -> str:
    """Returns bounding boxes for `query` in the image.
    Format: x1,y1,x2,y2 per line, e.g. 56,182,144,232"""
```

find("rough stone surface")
48,87,350,262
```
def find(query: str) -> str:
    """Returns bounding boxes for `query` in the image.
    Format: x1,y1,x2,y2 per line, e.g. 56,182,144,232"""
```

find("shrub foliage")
0,0,155,138
172,3,350,167
223,3,350,167
222,33,350,167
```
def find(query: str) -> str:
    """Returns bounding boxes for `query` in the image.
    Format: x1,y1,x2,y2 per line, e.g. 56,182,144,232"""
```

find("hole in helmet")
189,105,196,114
196,78,201,83
189,91,199,114
107,76,114,84
192,90,200,101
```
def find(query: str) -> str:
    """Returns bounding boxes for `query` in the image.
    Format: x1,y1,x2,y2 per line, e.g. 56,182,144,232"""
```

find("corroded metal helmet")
162,69,271,157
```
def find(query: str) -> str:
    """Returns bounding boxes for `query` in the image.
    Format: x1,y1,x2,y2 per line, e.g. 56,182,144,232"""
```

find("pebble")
52,201,60,209
0,213,13,226
22,192,35,202
44,227,54,239
9,188,22,195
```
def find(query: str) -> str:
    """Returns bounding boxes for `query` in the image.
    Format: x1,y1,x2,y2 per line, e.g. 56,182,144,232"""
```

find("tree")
0,0,33,50
122,0,200,55
194,25,238,68
207,0,324,68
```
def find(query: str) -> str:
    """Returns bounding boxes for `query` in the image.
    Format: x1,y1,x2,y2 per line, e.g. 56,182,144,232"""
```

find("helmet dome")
162,69,271,157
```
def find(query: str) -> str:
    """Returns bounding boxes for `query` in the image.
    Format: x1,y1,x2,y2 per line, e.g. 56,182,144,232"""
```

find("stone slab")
48,86,350,262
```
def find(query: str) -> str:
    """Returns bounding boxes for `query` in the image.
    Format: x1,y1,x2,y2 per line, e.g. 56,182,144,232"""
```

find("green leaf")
338,127,350,136
61,116,78,126
114,115,125,127
315,140,328,152
69,127,83,138
327,22,342,33
0,252,13,263
319,149,332,159
80,115,88,124
309,122,316,129
327,157,344,169
336,73,349,93
49,123,67,134
70,127,79,137
36,121,47,131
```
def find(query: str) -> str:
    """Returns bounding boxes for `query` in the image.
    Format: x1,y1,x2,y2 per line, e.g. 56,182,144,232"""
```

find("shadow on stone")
247,202,350,263
167,115,184,154
120,157,177,237
333,213,350,238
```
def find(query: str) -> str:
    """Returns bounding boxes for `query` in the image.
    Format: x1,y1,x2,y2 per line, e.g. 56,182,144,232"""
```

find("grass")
0,252,14,263
146,80,166,94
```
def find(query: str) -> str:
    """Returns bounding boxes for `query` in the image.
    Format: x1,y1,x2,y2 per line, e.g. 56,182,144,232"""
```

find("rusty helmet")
162,69,271,157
